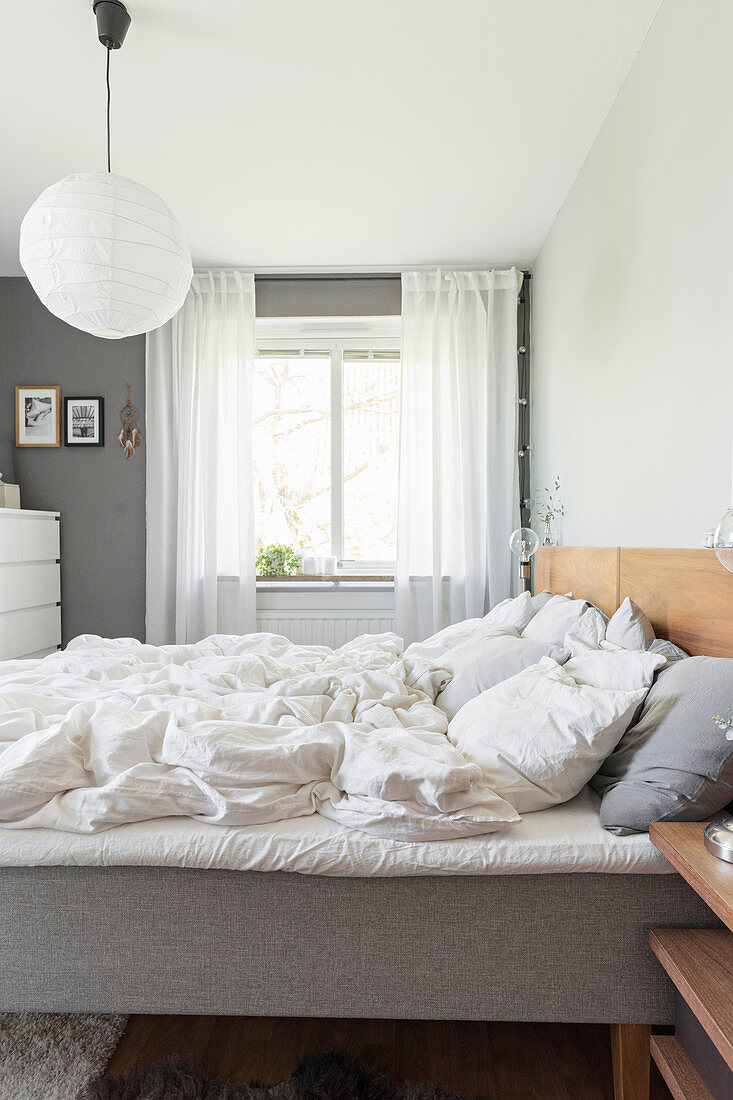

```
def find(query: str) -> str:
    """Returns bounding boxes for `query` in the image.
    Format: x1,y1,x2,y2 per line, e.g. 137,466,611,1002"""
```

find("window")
254,321,400,568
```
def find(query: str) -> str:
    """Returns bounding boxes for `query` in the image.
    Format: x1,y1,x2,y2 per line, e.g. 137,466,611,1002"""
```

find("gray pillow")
649,638,690,661
592,656,733,834
436,635,569,720
530,589,555,614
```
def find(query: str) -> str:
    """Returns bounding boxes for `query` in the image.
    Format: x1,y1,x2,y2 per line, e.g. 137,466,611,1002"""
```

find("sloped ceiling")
0,0,662,272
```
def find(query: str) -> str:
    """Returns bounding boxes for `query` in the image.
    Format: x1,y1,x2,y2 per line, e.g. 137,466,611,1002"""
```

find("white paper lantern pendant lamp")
19,1,192,340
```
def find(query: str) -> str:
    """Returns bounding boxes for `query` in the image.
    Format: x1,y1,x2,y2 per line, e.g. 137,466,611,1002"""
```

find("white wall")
532,0,733,548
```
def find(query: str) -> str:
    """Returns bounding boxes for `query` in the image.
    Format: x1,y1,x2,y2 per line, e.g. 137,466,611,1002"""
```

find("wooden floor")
106,1016,675,1099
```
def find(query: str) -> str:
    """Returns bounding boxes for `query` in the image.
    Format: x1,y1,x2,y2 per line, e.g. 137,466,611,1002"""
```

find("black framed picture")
64,397,104,447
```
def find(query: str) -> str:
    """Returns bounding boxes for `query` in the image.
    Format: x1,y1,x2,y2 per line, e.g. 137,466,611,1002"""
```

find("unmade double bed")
1,546,732,1100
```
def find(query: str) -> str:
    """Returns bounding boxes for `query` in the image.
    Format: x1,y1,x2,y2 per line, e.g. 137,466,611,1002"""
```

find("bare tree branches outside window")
252,354,399,561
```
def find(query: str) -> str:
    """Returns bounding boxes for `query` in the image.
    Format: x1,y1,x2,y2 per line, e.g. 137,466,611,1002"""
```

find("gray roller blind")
255,276,402,317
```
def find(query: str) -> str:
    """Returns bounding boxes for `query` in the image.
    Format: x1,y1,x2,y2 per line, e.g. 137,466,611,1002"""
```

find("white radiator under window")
256,610,395,648
255,583,395,647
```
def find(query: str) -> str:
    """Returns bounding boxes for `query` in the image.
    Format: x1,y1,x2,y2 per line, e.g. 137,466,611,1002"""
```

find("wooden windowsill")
256,574,394,584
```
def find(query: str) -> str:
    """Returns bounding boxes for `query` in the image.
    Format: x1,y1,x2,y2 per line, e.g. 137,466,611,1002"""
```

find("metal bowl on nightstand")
703,817,733,863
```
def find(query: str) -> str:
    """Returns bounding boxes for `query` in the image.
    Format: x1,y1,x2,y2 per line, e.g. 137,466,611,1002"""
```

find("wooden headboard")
534,547,733,657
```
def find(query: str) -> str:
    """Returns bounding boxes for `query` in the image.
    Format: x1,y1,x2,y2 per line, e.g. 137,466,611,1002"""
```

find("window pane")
253,356,331,555
343,358,400,560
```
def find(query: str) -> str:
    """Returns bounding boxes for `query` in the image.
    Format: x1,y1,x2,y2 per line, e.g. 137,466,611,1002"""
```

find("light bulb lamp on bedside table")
714,507,733,574
509,527,539,593
706,508,733,861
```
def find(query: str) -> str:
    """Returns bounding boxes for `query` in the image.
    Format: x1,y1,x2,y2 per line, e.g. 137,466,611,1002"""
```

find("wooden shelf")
650,1036,714,1100
650,928,733,1071
650,821,733,933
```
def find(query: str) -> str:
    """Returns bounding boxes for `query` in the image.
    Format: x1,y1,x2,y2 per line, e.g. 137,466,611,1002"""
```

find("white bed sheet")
0,786,670,877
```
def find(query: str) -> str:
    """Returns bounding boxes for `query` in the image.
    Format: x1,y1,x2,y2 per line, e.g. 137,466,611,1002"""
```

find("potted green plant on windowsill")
255,544,301,578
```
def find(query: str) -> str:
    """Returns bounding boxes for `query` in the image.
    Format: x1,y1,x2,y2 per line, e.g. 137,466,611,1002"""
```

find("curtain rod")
255,273,401,282
253,270,531,282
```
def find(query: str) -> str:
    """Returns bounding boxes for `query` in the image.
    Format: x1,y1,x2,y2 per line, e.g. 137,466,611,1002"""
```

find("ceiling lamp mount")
93,0,131,51
19,1,192,340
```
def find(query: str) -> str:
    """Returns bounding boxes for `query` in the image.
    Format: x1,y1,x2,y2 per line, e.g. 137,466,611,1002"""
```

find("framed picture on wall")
15,385,61,447
64,397,104,447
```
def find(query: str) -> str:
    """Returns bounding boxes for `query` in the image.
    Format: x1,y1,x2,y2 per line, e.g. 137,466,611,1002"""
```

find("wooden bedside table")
650,820,733,1100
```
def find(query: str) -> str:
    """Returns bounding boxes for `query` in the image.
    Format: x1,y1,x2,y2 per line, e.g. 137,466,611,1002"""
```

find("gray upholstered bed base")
1,866,719,1023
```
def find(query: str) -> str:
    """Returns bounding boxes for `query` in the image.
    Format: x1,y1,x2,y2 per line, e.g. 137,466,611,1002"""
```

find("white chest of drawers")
0,508,61,659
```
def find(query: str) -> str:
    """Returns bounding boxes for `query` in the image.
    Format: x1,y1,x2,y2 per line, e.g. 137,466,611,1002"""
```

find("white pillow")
563,649,666,691
564,607,607,657
405,620,518,661
521,594,588,645
435,635,569,720
484,590,535,631
448,656,662,813
603,597,655,652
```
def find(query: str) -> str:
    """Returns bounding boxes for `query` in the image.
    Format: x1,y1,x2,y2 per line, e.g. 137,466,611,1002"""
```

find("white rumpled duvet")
0,632,520,841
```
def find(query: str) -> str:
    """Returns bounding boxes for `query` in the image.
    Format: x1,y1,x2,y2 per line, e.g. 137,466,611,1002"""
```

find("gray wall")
0,278,146,643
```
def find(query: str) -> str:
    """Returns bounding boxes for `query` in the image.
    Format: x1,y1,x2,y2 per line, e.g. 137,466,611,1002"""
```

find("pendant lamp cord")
105,46,112,173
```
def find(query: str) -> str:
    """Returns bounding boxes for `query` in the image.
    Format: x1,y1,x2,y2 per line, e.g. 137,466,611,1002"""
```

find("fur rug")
84,1049,479,1100
0,1013,128,1100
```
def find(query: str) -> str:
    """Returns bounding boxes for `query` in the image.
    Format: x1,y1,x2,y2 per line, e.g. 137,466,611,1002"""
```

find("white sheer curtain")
395,268,523,645
146,271,257,644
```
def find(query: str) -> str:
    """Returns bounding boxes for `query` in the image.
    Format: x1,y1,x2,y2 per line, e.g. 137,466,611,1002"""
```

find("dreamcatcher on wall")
118,383,142,460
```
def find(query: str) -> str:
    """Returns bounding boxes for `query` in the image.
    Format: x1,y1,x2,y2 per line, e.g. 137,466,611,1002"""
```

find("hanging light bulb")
19,1,192,340
509,527,539,593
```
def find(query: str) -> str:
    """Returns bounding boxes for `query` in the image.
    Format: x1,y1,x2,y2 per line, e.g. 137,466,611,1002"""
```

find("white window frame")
255,317,401,573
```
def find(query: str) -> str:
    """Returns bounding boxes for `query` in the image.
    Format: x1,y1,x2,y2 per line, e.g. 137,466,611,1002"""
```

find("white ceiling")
1,0,662,274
